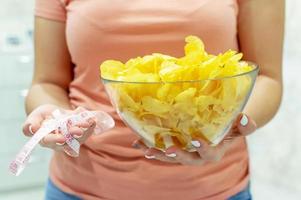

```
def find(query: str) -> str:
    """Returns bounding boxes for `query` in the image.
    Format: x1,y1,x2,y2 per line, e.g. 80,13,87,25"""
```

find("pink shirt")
35,0,249,199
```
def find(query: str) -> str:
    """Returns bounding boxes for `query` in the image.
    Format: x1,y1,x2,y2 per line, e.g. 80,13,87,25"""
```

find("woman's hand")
22,104,96,157
132,113,257,165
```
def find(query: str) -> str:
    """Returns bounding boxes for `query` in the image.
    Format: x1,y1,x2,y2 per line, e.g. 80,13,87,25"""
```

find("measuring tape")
9,109,115,176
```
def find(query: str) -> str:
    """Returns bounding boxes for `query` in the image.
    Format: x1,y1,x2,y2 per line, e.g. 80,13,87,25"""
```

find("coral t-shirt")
35,0,249,199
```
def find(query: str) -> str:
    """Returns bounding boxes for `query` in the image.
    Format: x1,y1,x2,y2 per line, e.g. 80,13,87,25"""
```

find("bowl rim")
101,61,259,84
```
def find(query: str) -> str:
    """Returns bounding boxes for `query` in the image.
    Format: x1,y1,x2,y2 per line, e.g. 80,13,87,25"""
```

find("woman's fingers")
192,139,229,162
69,119,96,144
133,140,178,163
165,146,205,165
22,104,60,137
38,118,95,151
68,126,85,139
236,113,257,136
22,114,44,137
63,145,79,157
145,148,178,163
22,105,86,137
227,113,257,139
133,139,205,165
39,133,66,150
191,139,214,161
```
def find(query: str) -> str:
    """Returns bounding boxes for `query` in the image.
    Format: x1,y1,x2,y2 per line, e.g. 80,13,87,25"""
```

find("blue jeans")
45,179,81,200
45,178,252,200
228,183,252,200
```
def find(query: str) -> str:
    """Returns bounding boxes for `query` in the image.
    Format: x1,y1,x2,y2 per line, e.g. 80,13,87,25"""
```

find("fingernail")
132,142,140,149
240,114,249,126
191,140,201,148
74,134,83,139
56,142,65,146
145,155,155,159
29,125,34,135
81,127,88,132
166,153,177,158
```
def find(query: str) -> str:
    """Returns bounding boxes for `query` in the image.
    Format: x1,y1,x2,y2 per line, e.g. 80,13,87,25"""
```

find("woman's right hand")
22,104,96,156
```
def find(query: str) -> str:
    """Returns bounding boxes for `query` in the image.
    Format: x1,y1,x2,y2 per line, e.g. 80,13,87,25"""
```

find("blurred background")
0,0,300,199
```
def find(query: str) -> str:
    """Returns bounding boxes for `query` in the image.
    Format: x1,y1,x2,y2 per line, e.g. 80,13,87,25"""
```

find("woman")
23,0,284,199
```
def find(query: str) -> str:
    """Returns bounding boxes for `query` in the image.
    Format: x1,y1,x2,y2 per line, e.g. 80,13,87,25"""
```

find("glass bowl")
101,63,259,152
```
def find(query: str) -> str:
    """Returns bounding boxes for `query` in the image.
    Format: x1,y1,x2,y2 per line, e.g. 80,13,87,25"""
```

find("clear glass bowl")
101,63,259,152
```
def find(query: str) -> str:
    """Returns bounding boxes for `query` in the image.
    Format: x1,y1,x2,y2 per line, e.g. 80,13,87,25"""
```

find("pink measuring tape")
9,109,115,176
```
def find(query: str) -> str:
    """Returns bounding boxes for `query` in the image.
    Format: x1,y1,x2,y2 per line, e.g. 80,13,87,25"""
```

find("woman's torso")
35,0,250,199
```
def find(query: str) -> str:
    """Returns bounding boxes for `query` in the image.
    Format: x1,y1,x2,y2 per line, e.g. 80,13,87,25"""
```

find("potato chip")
141,96,170,116
174,88,196,102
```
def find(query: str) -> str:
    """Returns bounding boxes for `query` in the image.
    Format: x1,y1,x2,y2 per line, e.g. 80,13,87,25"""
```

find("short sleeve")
35,0,68,22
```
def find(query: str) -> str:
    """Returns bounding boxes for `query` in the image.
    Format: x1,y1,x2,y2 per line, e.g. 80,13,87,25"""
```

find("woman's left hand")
132,113,257,166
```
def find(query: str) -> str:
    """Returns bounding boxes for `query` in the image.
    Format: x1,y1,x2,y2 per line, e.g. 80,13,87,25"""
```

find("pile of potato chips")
100,36,256,150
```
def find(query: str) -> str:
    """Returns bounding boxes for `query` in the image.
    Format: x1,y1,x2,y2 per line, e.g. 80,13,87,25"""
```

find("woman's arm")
23,17,98,154
25,17,73,114
238,0,285,128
